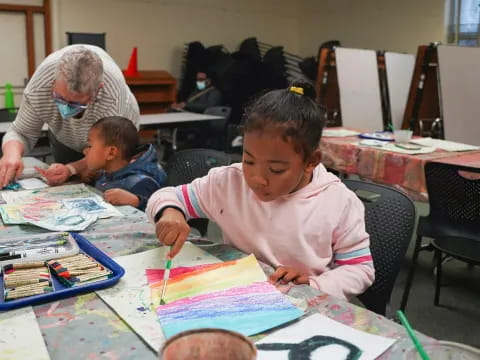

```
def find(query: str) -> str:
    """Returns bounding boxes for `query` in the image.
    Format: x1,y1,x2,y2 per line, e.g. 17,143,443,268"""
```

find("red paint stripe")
181,185,198,217
335,255,373,265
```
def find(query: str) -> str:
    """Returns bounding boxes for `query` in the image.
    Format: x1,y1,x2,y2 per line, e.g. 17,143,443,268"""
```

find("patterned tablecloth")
320,133,480,201
1,207,437,359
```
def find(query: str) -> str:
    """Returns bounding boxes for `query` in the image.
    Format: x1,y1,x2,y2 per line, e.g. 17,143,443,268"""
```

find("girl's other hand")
269,266,309,286
155,208,190,258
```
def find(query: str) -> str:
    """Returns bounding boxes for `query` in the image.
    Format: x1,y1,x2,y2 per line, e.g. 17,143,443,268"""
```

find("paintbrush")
159,247,173,305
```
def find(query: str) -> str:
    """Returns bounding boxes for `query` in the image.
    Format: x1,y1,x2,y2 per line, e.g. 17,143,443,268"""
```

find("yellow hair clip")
289,86,304,95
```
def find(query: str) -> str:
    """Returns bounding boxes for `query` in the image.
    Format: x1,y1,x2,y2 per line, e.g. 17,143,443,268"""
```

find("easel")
402,43,443,138
316,47,391,130
315,41,342,127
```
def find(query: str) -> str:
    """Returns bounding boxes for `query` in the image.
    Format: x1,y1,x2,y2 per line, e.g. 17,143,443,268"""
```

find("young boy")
84,116,166,211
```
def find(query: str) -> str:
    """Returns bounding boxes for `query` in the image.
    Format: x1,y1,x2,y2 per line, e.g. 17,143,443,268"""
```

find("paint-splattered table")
1,207,435,359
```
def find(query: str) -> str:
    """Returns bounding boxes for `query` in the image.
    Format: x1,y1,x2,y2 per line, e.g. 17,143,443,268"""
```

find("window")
446,0,480,46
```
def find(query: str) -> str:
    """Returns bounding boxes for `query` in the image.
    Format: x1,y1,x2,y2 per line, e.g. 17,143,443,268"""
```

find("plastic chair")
400,162,480,310
204,106,231,150
343,179,416,316
66,32,106,50
165,149,231,236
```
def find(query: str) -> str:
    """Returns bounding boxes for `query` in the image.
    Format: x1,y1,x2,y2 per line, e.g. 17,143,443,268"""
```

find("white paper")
385,52,415,130
96,243,221,351
323,129,360,137
17,178,48,190
19,157,48,180
335,48,384,132
256,313,396,360
358,142,436,154
0,306,51,360
410,137,480,152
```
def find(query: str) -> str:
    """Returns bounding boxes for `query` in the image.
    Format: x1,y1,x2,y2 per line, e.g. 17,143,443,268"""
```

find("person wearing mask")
0,44,140,187
171,71,221,113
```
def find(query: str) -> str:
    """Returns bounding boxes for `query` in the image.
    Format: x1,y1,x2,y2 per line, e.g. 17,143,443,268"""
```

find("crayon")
3,262,46,271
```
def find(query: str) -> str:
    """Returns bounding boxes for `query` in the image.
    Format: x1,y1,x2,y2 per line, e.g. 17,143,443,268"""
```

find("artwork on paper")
255,313,396,360
1,184,97,204
1,184,123,218
156,281,303,338
0,198,99,231
96,244,221,352
148,254,267,305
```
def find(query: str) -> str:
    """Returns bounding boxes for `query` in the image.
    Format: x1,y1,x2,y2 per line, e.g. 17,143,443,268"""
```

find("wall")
299,0,446,56
51,0,301,78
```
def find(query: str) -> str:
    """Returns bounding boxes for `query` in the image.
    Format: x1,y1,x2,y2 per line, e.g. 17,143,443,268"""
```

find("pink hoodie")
146,163,374,300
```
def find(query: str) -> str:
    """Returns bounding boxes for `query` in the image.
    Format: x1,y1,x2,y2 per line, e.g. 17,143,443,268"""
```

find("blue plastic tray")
0,233,125,311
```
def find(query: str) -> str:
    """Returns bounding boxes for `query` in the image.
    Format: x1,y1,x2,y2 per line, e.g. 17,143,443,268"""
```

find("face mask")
55,102,84,119
196,81,207,91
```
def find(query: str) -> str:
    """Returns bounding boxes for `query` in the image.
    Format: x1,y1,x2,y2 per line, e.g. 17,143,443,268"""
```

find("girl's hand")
269,266,310,286
156,208,190,258
104,188,139,207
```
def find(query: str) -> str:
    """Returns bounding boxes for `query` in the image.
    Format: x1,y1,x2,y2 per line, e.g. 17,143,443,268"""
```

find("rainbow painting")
149,254,267,305
156,281,303,338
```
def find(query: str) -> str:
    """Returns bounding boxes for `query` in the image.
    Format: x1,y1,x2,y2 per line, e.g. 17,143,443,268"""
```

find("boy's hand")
156,208,190,258
35,163,70,185
269,266,309,286
104,188,139,207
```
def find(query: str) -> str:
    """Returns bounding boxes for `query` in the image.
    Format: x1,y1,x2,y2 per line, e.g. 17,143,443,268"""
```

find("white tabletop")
139,111,224,126
0,112,224,134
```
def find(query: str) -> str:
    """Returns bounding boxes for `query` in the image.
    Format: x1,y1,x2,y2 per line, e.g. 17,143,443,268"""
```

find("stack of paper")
323,128,360,137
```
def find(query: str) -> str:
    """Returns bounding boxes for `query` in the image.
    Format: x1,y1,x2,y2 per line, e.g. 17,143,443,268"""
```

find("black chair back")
165,149,231,236
343,180,416,315
0,108,17,122
426,161,480,224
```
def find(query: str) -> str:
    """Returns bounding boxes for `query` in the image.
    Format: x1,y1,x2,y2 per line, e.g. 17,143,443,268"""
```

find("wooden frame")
0,0,52,77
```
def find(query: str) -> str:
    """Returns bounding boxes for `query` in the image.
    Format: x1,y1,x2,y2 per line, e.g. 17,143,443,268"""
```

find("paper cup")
160,328,257,360
404,340,480,360
393,129,413,143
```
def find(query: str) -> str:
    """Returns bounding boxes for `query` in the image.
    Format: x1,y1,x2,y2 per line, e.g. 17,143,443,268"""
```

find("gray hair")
55,46,103,96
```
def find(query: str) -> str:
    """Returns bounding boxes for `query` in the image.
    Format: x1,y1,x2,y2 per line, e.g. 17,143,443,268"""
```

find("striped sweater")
3,45,140,154
146,163,375,300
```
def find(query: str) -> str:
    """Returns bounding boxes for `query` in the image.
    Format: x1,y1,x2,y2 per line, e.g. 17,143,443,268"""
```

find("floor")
207,200,480,348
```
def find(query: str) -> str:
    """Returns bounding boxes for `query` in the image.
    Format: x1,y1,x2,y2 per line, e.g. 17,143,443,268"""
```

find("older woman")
0,45,139,186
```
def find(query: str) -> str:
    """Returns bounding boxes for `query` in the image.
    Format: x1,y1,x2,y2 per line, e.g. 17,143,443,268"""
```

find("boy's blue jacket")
95,144,166,211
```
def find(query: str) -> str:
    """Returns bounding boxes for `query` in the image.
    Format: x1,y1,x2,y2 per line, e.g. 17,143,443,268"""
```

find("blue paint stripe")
335,247,371,260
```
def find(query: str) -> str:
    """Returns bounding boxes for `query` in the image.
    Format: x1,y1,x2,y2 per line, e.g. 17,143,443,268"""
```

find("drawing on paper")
256,336,362,360
156,281,303,338
63,198,106,212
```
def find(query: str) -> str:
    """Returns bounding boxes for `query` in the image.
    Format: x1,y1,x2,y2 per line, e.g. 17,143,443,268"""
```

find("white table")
0,112,224,134
139,111,224,127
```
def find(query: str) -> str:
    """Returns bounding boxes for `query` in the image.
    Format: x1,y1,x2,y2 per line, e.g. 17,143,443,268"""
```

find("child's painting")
1,183,96,204
255,313,396,360
149,255,267,305
156,281,303,338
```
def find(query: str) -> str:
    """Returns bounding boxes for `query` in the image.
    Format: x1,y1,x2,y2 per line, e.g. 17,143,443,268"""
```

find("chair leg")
400,235,423,311
434,249,442,306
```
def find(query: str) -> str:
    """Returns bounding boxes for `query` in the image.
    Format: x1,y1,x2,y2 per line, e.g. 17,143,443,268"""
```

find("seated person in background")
84,116,166,211
147,81,374,300
171,71,222,113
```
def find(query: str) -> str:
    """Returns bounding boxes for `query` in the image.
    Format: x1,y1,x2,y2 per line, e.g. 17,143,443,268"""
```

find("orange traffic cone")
124,47,139,77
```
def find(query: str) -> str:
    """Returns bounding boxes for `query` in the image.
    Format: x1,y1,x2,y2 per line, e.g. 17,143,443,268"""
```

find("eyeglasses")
52,91,89,110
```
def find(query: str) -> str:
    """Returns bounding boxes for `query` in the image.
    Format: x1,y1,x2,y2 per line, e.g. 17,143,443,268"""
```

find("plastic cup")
394,129,413,143
160,328,257,360
404,340,480,360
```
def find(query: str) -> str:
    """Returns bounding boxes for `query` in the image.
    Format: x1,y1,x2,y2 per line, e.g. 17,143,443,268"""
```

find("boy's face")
242,129,320,202
84,127,115,171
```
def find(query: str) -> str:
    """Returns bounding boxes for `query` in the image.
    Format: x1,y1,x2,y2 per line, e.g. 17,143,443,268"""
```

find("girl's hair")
242,80,325,158
91,116,139,160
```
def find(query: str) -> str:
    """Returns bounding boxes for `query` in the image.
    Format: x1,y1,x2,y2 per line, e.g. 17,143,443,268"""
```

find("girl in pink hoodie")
146,81,374,300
